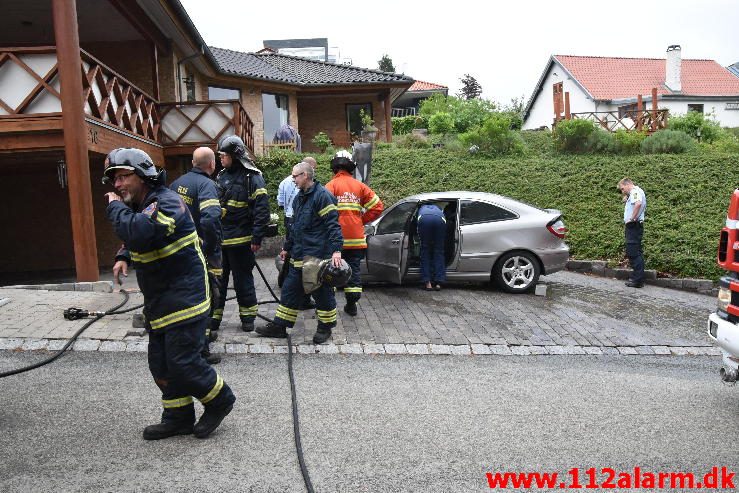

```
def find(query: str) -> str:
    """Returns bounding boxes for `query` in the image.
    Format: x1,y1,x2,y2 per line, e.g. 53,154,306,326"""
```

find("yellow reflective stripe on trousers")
212,308,223,320
200,374,224,404
162,396,193,409
344,286,362,293
149,298,210,330
208,268,223,276
343,238,366,248
276,305,298,322
316,308,337,323
239,305,258,316
363,195,380,210
130,231,198,264
252,188,268,197
222,235,252,246
318,204,338,217
226,199,248,208
155,211,175,235
289,259,304,268
200,199,221,211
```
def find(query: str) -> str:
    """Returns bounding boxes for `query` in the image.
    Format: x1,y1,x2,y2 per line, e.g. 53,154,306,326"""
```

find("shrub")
256,148,300,168
459,114,524,156
391,115,416,135
394,132,432,149
375,141,392,150
428,112,455,135
640,129,695,154
553,119,596,152
311,132,332,153
584,128,618,153
419,94,497,133
613,129,648,154
668,111,723,143
712,132,739,153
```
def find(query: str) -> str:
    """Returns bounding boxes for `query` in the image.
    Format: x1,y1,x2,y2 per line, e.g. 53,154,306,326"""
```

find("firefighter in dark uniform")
170,146,222,365
256,161,344,344
212,135,270,333
104,148,236,440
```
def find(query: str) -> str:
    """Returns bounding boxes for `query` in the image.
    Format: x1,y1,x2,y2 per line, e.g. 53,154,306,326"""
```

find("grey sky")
179,0,739,106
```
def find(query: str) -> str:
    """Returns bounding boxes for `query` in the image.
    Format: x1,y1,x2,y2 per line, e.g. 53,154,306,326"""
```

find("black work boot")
343,302,357,316
209,319,221,342
143,406,195,440
241,319,255,332
193,403,234,439
202,346,221,365
312,326,332,344
256,322,288,338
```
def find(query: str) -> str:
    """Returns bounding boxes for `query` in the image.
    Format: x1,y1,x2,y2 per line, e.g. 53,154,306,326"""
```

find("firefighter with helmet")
212,135,270,335
104,148,236,440
325,149,383,316
256,161,346,344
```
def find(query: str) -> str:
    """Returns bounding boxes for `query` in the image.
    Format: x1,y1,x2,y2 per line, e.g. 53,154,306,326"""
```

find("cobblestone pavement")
0,259,718,356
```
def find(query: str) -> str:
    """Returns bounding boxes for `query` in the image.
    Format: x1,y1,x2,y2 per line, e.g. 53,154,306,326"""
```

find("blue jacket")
107,186,210,331
170,167,222,270
216,166,270,247
285,181,343,261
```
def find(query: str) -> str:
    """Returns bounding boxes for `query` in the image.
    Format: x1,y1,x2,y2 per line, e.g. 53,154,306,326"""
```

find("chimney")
665,45,682,92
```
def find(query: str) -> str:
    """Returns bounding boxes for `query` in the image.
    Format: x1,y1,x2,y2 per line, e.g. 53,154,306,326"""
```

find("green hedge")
254,145,733,279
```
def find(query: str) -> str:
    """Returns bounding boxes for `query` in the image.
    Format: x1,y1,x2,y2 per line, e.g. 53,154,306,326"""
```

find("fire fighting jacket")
216,166,270,247
107,186,210,331
284,181,343,262
170,167,222,272
324,170,383,249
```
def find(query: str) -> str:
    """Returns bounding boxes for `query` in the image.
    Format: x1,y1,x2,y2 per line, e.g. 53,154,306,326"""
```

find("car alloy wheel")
495,251,540,293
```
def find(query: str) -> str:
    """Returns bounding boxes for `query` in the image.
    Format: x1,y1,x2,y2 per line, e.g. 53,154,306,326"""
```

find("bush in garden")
459,114,523,155
553,119,596,152
428,112,455,135
640,129,695,154
668,111,723,143
613,129,648,154
394,132,432,149
310,132,332,153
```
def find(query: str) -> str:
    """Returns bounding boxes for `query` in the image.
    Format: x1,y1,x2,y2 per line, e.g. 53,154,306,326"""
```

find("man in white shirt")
617,178,647,288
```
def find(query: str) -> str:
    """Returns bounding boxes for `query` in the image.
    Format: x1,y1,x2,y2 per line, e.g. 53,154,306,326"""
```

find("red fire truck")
707,190,739,383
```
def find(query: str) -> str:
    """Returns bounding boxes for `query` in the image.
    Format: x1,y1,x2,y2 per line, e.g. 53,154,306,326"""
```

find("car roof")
403,191,544,212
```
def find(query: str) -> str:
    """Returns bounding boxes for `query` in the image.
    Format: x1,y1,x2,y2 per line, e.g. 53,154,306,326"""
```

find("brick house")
0,0,412,282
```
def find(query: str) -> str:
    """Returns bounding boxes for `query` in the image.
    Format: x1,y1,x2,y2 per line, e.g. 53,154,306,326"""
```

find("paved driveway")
0,259,716,356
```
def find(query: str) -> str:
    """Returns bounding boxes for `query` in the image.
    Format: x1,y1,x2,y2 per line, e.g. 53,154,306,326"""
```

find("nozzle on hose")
63,307,106,320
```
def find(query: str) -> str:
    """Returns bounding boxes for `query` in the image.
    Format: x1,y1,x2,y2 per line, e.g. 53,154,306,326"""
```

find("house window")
688,104,704,114
346,103,372,139
618,103,640,120
262,93,289,142
208,86,240,100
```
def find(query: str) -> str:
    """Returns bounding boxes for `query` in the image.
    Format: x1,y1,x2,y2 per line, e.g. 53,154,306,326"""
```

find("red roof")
408,80,448,92
554,55,739,100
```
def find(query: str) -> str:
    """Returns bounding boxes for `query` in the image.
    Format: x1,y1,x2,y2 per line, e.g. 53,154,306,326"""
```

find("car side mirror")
364,223,376,236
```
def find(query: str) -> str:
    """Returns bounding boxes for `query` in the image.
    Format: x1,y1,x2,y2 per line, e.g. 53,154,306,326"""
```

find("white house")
523,45,739,130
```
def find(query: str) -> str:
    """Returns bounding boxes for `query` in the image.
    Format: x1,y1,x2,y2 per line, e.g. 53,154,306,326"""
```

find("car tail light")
547,217,567,239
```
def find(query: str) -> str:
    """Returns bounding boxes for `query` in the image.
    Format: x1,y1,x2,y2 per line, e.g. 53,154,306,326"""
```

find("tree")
378,54,395,72
458,74,482,100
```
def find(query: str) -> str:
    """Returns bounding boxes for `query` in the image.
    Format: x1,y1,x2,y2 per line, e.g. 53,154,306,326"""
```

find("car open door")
365,201,417,284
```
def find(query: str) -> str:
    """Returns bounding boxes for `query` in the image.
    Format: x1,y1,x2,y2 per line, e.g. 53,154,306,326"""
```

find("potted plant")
359,108,378,143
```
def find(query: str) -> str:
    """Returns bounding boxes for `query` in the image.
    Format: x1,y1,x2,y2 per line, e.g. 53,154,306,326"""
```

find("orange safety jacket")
325,170,384,249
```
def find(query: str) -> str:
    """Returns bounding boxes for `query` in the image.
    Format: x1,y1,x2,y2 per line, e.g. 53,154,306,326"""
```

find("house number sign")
726,102,739,110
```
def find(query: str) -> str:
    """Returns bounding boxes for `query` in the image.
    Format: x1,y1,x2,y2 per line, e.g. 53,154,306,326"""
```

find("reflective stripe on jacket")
324,170,383,249
107,186,210,330
284,181,343,261
216,166,270,247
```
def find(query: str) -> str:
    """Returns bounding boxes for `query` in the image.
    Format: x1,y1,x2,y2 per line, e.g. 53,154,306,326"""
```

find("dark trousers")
148,317,235,423
274,264,337,330
625,222,644,283
284,216,294,241
214,244,257,325
418,215,447,283
342,249,365,304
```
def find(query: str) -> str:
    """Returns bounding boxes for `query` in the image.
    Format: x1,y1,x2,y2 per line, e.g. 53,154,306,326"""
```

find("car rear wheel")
493,251,540,293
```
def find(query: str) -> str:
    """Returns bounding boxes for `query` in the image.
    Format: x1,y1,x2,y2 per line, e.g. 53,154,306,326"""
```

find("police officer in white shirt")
617,178,647,287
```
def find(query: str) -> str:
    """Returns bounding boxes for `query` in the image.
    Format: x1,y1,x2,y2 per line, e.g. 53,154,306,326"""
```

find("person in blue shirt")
618,178,647,288
417,203,447,291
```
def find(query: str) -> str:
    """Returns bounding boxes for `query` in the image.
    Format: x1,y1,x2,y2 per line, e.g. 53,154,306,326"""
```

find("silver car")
360,191,569,293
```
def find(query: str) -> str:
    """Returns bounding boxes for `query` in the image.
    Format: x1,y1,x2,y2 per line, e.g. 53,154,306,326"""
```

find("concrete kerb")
3,281,114,293
0,338,721,357
565,260,718,296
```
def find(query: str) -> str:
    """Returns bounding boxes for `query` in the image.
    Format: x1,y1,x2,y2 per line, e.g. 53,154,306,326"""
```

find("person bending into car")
417,203,447,291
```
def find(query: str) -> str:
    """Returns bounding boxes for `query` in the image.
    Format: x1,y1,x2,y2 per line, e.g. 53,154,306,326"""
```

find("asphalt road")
1,352,738,492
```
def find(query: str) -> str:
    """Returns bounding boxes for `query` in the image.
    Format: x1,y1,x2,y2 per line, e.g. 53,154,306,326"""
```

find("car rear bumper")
707,312,739,372
538,245,570,275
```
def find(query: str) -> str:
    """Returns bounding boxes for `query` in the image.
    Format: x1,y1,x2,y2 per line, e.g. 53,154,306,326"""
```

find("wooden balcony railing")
81,50,160,142
159,100,255,156
569,109,669,133
0,46,62,116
